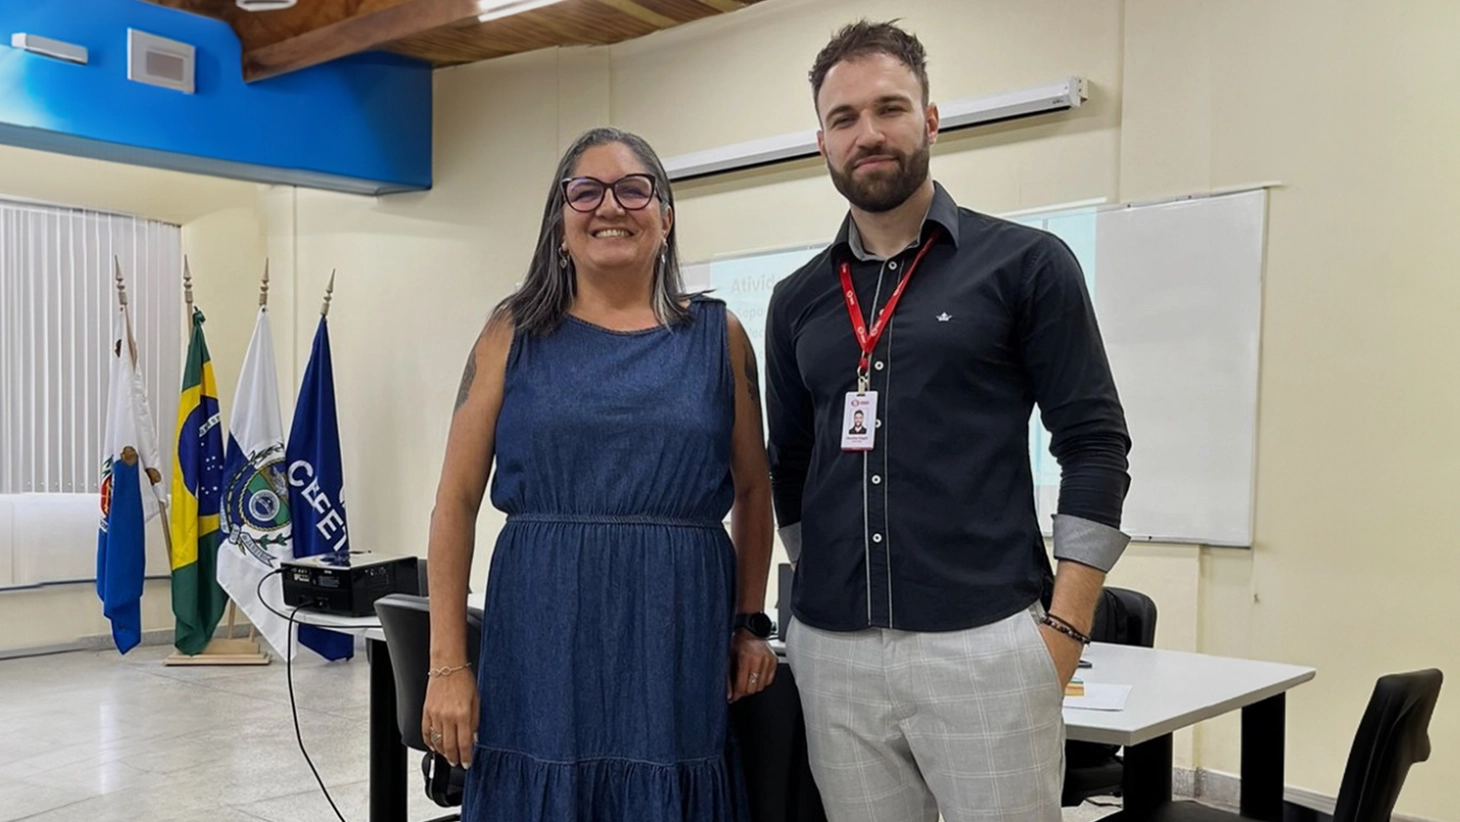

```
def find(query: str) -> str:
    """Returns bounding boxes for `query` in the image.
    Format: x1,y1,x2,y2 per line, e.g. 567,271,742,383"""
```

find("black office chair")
1109,668,1443,822
374,593,484,821
1062,586,1159,807
1330,669,1443,822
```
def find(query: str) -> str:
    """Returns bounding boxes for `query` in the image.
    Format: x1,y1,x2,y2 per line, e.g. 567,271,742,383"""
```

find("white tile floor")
0,644,1125,821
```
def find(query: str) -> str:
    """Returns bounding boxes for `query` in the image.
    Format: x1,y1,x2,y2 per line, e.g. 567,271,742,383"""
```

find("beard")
828,139,931,213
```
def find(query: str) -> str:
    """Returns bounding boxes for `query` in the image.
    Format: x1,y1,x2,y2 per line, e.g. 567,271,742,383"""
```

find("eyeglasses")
561,174,659,213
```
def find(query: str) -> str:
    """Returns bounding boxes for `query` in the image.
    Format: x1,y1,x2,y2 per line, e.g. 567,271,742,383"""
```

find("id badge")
841,391,878,451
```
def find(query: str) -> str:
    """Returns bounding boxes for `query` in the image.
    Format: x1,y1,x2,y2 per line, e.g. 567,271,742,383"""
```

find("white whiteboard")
685,188,1267,546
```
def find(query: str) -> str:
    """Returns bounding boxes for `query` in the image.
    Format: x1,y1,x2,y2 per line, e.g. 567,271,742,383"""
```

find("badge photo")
841,391,878,451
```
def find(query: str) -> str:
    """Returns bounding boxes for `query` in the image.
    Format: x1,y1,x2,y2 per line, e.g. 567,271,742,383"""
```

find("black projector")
281,553,422,617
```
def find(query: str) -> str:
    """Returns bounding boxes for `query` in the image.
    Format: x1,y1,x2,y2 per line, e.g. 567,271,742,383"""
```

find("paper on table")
1064,683,1132,711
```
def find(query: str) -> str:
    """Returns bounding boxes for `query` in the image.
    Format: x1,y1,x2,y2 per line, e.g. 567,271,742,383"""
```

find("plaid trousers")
785,606,1066,822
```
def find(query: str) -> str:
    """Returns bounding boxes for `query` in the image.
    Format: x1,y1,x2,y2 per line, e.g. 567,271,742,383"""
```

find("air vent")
127,29,194,94
9,33,89,65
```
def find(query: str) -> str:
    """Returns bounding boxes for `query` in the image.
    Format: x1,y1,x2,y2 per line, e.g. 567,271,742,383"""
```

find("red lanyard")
838,229,941,385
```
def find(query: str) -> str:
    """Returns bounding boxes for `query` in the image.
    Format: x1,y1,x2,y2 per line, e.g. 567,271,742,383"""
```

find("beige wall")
0,144,266,652
619,0,1122,259
0,144,260,226
5,0,1458,816
1120,1,1460,812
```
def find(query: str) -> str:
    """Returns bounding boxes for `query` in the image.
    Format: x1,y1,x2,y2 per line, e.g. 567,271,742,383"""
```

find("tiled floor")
0,644,1124,821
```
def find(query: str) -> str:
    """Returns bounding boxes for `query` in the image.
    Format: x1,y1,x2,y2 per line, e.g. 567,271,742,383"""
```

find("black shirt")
765,183,1131,632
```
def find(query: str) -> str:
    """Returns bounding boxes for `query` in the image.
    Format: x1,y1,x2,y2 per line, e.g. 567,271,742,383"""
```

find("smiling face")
560,142,673,279
815,52,938,214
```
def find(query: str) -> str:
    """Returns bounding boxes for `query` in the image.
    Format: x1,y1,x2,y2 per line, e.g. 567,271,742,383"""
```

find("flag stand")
164,601,272,666
162,258,271,667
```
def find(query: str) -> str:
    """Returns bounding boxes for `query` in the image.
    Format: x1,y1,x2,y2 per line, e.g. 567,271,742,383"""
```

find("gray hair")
496,127,691,336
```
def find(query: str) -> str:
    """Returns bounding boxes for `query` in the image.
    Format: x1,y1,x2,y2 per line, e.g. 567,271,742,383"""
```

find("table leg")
369,637,408,822
1240,693,1285,821
1120,733,1173,814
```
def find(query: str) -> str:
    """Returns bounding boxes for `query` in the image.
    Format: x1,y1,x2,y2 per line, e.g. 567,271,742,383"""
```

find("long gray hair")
496,127,692,336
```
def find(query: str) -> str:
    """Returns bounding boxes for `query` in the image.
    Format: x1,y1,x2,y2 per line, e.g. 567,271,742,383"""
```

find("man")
848,410,867,435
764,20,1131,822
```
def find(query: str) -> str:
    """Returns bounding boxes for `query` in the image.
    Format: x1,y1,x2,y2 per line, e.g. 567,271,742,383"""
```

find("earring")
558,244,570,270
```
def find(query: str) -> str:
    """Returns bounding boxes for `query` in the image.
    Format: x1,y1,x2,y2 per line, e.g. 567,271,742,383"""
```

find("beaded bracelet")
427,663,471,678
1039,613,1092,645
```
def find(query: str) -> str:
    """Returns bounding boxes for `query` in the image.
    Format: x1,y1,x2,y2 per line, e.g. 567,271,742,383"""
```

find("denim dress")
463,297,746,822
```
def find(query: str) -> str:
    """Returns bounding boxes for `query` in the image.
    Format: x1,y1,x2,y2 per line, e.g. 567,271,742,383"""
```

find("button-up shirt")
765,183,1132,633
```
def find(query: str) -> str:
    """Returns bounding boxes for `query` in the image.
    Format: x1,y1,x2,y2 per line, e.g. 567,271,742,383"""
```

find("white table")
290,607,401,822
292,594,490,822
291,608,384,636
299,592,488,642
297,605,1314,822
1064,643,1316,819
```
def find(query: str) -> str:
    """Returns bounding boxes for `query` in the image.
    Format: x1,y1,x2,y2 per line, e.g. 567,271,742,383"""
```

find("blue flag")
285,317,355,661
97,295,165,654
98,450,145,653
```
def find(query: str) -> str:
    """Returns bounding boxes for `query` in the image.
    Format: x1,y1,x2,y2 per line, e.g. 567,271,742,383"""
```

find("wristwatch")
733,612,774,639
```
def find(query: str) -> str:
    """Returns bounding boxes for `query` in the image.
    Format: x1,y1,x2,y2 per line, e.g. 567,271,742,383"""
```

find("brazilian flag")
168,308,229,655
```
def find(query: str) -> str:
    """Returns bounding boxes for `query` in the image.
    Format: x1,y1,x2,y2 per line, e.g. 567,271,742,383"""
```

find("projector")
281,553,422,617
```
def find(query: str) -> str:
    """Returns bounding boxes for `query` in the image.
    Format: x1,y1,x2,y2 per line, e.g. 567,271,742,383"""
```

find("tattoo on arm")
455,339,479,411
743,347,761,404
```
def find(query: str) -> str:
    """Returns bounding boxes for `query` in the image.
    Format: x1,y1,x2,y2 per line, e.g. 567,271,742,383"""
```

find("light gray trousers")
785,606,1066,822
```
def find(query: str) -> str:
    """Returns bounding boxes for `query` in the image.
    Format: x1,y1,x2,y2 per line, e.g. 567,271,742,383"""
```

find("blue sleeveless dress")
463,298,745,822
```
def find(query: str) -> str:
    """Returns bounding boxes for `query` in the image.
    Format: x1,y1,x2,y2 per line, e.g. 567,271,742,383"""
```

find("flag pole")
321,269,335,317
114,258,175,565
244,259,269,649
113,257,134,363
189,258,248,655
183,256,194,320
162,259,270,667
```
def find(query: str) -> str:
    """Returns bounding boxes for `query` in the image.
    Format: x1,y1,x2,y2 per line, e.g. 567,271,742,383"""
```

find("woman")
421,127,777,822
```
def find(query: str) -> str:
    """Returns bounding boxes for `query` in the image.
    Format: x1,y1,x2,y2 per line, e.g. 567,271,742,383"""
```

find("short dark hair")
809,19,929,112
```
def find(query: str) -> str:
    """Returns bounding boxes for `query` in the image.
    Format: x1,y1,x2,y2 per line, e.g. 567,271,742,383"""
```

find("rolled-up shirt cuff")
1051,514,1129,573
778,522,802,564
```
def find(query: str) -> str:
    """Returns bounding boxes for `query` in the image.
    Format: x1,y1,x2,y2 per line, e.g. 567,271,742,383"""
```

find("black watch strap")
733,612,773,639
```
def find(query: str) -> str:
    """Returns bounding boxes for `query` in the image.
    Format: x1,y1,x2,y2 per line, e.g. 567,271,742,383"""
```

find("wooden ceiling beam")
685,0,745,12
148,0,770,79
242,0,482,82
588,0,677,29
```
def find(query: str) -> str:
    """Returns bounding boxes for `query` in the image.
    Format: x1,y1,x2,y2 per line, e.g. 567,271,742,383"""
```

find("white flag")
108,295,166,517
218,307,296,658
